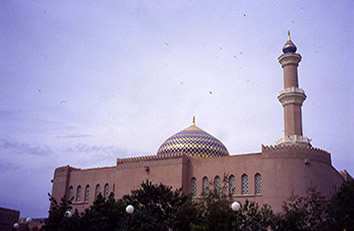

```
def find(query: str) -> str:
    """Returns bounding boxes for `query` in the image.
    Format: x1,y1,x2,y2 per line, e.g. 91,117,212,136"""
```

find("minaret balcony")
278,87,306,106
277,135,311,146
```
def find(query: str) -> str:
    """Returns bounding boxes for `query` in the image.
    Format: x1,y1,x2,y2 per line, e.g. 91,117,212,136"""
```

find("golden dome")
156,117,229,157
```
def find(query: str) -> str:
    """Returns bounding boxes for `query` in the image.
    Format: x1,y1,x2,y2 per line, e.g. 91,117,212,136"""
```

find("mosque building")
51,33,351,213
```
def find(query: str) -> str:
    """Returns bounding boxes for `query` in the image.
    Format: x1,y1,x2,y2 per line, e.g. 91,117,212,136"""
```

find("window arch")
255,173,262,194
241,174,248,195
191,177,197,196
202,176,208,195
76,185,82,202
84,185,90,202
68,186,74,201
95,184,100,198
214,176,221,195
229,175,236,196
104,183,109,199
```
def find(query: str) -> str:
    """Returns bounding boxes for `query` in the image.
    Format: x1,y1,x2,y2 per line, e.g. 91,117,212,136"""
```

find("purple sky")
1,0,353,218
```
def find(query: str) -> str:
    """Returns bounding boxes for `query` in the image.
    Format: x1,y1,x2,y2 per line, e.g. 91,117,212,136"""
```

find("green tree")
274,186,330,231
41,194,81,231
328,181,354,231
79,193,125,231
122,180,191,231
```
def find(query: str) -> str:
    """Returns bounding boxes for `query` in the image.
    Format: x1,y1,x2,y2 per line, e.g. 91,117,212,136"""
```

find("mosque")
51,33,351,213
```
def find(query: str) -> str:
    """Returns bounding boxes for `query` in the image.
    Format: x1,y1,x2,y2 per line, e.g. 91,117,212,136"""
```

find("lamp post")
125,205,134,231
231,201,241,231
231,201,240,212
126,205,134,214
65,210,72,217
13,223,19,229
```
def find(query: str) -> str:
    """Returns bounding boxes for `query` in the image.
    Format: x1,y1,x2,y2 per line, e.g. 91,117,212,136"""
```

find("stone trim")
276,135,311,146
278,87,306,106
262,144,328,155
278,53,302,67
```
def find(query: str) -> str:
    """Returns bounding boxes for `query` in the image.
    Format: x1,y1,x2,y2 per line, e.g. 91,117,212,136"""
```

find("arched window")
84,185,90,202
241,174,248,195
202,176,208,196
191,177,197,196
104,183,109,199
214,176,221,195
68,186,74,201
76,185,81,202
229,175,235,196
255,173,262,194
95,184,100,198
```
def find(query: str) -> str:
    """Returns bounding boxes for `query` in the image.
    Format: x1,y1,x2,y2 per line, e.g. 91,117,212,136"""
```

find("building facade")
51,34,349,213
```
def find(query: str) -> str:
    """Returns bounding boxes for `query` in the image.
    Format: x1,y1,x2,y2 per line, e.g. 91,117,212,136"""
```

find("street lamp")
13,223,19,229
65,210,72,217
231,201,241,231
126,205,134,214
231,201,240,211
25,217,32,223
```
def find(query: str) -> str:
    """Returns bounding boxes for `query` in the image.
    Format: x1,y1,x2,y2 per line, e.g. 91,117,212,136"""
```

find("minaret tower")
277,32,311,146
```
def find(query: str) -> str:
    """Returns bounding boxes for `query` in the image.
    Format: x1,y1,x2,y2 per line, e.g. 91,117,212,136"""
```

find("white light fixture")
231,201,240,211
25,217,32,223
65,210,72,217
126,205,134,214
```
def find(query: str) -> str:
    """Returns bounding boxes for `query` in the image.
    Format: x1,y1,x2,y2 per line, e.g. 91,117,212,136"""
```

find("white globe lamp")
13,223,19,229
126,205,134,214
25,217,32,223
65,210,72,217
231,201,240,211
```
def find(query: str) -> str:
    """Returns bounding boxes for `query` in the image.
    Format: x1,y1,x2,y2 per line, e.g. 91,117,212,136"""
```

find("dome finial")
282,31,297,54
192,116,196,125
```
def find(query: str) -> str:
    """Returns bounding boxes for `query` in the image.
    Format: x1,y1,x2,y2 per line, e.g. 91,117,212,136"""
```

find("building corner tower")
277,32,311,147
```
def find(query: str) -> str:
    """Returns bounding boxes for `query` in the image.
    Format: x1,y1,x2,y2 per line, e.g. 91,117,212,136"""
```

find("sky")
0,0,353,218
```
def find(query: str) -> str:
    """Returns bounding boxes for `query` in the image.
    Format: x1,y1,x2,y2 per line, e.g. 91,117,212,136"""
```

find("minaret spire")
277,33,311,146
192,116,196,125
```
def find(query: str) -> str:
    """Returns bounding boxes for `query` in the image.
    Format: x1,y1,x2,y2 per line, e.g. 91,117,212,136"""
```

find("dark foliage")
122,180,191,231
328,181,354,231
41,180,354,231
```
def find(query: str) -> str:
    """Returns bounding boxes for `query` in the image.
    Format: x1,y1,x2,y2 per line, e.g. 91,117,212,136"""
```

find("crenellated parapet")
116,152,190,164
261,144,331,164
262,144,328,154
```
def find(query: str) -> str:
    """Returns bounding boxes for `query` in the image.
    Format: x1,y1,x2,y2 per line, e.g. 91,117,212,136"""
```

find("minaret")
277,31,311,146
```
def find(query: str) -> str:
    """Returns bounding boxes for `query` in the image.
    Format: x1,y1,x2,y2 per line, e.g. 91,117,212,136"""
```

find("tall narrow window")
76,185,81,202
84,185,90,202
202,176,208,196
214,176,221,195
255,173,262,194
191,177,197,196
241,174,248,195
229,175,235,196
95,184,100,198
68,186,74,201
104,183,109,199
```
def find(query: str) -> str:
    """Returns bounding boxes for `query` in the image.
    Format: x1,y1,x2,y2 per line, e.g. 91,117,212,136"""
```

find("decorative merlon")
117,152,188,164
278,87,306,106
261,144,328,155
276,135,311,147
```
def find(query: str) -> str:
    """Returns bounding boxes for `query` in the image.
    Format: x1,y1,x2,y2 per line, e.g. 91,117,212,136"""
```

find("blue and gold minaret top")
282,31,297,54
156,117,229,157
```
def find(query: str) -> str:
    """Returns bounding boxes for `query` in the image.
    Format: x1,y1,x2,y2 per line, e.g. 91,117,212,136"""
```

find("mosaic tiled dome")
157,117,229,157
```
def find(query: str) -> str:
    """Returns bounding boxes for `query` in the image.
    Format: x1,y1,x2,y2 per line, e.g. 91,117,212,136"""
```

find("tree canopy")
40,180,354,231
